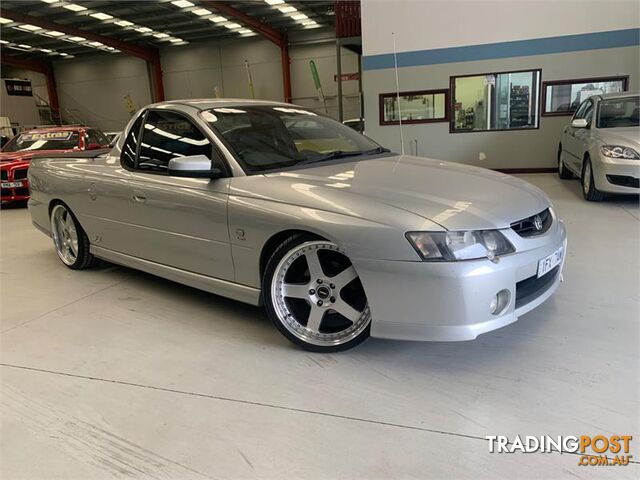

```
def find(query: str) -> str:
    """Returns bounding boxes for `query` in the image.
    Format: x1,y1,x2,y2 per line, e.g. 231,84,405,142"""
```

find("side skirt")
91,246,262,306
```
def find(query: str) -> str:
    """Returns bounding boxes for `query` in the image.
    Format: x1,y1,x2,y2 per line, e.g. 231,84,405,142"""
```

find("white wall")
362,0,640,56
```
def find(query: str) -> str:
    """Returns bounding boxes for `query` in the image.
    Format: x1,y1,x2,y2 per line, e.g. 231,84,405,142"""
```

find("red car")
1,126,110,204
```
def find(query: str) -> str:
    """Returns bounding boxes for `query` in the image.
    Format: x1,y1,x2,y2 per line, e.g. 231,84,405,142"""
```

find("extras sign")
486,435,634,467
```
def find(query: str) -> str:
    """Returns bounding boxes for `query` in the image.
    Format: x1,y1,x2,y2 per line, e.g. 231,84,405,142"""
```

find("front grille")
511,208,552,237
515,266,560,309
0,170,6,181
1,188,11,197
13,169,28,180
606,175,639,188
15,187,29,196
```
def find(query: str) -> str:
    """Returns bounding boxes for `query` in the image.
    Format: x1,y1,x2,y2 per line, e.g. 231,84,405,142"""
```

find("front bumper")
355,219,567,341
593,154,640,194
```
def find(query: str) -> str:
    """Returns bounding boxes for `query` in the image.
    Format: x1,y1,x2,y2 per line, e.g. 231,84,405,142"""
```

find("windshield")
201,106,384,173
596,96,639,129
2,131,80,152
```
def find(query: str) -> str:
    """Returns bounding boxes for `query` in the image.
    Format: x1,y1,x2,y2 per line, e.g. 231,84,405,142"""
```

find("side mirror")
167,155,223,179
571,119,588,129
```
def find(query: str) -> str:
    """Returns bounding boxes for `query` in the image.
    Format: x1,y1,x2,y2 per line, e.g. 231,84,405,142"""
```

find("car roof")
21,126,85,134
149,98,298,111
593,91,640,101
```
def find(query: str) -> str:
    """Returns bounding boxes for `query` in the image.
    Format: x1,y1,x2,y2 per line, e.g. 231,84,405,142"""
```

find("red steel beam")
201,1,292,102
0,8,164,101
1,53,60,122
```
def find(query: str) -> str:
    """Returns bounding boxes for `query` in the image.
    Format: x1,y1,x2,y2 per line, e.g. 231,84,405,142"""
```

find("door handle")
132,190,146,202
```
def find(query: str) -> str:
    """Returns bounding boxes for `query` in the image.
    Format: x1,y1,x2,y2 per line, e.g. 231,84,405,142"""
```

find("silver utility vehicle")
28,100,567,351
558,92,640,201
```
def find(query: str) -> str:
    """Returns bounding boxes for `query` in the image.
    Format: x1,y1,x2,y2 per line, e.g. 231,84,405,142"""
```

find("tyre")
557,144,573,179
50,203,97,269
263,234,371,352
581,157,606,202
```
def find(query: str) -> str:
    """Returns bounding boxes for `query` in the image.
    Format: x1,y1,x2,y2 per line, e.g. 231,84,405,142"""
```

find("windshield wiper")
297,146,390,165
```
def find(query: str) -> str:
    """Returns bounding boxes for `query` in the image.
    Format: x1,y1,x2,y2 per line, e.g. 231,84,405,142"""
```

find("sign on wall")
4,79,33,97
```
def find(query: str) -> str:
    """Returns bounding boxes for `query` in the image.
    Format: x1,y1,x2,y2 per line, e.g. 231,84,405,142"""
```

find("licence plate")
1,181,23,188
537,246,564,278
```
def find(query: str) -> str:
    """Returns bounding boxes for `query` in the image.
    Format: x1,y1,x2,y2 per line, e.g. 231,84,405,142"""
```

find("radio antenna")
392,32,405,155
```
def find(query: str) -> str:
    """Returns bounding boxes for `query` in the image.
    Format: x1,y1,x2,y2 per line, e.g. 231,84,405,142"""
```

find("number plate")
1,181,23,188
537,246,564,278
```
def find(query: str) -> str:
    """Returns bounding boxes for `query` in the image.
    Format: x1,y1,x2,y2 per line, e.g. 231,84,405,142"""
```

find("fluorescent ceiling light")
0,40,8,44
40,48,53,52
41,0,59,3
169,38,183,43
154,32,170,38
209,16,227,23
0,17,13,24
90,12,113,20
240,32,257,37
14,24,43,31
224,22,241,30
171,0,194,7
290,13,308,20
238,28,252,34
278,6,297,13
265,0,285,5
67,36,86,42
302,20,317,25
59,52,69,56
304,24,321,29
192,8,211,16
114,20,133,27
135,27,152,33
43,30,65,37
63,3,87,12
18,44,32,49
88,41,104,47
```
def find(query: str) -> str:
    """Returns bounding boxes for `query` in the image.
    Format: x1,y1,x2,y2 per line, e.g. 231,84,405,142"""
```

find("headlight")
406,230,515,261
601,145,640,160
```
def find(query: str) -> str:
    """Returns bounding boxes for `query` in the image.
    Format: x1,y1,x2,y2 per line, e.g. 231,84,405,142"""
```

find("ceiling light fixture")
304,24,321,29
87,41,104,47
40,48,53,53
171,0,194,7
154,32,170,38
0,40,8,44
41,0,59,3
63,3,87,12
17,44,32,49
238,28,252,34
67,36,86,42
135,27,152,33
265,0,285,5
209,16,227,23
14,24,43,31
290,13,308,20
192,8,211,16
0,17,13,24
90,12,113,20
42,30,65,37
224,22,241,30
278,5,297,13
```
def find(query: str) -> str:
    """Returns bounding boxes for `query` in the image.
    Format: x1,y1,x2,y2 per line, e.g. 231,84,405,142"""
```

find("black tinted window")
121,115,143,169
138,110,211,173
86,129,109,146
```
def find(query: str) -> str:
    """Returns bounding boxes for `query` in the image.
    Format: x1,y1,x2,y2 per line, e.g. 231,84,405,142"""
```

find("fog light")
490,289,511,315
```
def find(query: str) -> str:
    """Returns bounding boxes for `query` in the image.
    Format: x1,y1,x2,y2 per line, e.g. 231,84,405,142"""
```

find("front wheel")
50,203,97,269
581,158,606,202
263,234,371,352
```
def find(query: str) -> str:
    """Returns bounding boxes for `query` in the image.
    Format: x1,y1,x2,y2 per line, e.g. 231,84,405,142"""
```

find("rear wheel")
557,144,573,179
581,157,606,202
50,203,97,269
263,234,371,352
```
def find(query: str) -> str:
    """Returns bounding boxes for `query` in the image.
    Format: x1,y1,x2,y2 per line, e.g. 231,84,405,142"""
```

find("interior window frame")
378,89,450,126
122,108,230,177
541,76,629,117
449,68,542,134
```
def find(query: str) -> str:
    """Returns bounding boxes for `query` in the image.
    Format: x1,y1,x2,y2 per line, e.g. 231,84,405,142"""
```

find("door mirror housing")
571,119,588,129
167,155,223,179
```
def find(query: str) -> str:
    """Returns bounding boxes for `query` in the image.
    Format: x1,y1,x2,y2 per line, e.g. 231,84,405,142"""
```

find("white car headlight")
406,230,515,261
601,145,640,160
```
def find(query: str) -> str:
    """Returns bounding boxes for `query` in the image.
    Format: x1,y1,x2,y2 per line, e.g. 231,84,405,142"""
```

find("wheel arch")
259,229,326,281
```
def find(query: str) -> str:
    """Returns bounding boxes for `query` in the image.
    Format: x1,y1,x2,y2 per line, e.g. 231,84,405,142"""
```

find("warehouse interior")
1,1,639,479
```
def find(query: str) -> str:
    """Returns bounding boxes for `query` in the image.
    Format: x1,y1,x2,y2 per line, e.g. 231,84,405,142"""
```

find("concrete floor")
1,174,638,479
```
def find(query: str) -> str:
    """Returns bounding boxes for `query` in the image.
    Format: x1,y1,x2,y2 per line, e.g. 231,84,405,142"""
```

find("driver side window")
138,110,213,173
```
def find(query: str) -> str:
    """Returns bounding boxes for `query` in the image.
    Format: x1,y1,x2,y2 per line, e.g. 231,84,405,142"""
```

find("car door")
564,99,593,173
124,108,235,282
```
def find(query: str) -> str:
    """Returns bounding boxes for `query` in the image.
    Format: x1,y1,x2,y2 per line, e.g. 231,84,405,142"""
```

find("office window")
451,70,541,132
543,76,628,115
379,90,448,125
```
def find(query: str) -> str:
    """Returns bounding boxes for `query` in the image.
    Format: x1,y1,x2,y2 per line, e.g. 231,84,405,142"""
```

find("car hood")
596,127,640,147
264,155,550,230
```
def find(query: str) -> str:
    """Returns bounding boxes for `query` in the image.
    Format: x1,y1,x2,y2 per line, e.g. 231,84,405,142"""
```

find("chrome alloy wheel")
51,204,79,266
583,161,591,194
271,241,370,347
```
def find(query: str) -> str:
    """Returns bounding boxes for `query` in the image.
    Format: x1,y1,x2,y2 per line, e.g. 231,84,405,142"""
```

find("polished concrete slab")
1,174,638,479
